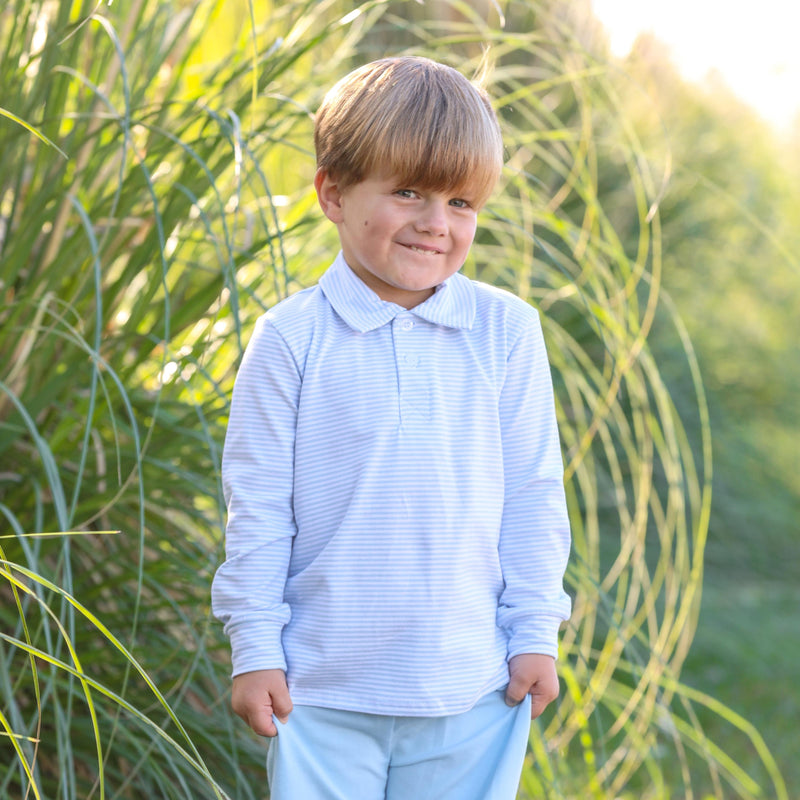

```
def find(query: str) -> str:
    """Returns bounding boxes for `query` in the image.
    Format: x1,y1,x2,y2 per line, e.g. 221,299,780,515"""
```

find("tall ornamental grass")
0,0,787,797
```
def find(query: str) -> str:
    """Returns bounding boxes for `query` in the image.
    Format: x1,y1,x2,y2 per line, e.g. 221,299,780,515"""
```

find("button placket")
394,315,427,424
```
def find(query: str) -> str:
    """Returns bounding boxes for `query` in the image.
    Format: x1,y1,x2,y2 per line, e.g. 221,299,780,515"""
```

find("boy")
211,56,571,799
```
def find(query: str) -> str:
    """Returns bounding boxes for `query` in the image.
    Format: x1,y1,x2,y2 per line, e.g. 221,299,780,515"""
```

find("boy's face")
315,172,480,309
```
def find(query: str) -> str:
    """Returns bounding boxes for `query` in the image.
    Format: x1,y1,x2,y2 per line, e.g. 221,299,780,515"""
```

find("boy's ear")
314,169,345,223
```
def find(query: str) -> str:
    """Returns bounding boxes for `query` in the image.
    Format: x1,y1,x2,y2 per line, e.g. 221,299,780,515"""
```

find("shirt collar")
319,252,476,333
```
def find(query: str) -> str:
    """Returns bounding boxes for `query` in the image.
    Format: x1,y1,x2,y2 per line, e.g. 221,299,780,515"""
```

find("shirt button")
401,319,414,331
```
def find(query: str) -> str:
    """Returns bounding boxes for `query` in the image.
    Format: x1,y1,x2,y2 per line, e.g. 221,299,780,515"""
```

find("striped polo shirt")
211,252,572,716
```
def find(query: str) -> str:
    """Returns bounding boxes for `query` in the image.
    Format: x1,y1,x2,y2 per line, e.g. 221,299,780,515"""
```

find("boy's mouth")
405,244,442,255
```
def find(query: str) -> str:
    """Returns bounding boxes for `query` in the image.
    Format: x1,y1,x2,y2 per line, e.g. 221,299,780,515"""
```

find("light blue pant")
266,690,531,800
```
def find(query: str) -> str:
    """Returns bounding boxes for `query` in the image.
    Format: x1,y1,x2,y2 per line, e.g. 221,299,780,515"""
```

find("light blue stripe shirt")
212,252,572,716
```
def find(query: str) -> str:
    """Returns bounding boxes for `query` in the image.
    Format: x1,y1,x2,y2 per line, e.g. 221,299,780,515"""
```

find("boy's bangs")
316,57,504,205
363,92,502,206
380,128,501,206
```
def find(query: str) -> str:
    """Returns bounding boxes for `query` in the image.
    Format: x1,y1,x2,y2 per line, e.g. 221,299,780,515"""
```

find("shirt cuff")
226,619,288,677
506,615,565,661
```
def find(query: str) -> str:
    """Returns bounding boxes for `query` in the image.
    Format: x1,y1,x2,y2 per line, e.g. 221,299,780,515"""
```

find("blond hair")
314,57,503,207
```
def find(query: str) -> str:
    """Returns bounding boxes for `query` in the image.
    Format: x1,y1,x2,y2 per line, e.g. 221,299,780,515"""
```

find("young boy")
211,56,572,799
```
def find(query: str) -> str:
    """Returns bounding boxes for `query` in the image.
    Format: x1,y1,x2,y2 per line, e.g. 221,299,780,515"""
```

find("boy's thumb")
504,678,527,707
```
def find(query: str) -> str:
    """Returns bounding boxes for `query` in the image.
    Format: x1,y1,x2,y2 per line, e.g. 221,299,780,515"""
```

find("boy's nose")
414,200,448,235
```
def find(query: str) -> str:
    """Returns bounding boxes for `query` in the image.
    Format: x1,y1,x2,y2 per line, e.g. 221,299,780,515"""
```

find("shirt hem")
286,676,509,718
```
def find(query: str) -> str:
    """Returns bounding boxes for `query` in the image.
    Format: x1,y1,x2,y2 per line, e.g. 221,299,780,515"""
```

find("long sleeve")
211,315,300,676
496,311,572,659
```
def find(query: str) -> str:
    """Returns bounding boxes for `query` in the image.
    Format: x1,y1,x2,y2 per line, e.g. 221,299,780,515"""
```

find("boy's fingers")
529,677,560,719
230,670,292,737
505,654,559,715
232,695,279,737
246,708,279,738
529,688,550,719
505,679,557,716
271,688,294,724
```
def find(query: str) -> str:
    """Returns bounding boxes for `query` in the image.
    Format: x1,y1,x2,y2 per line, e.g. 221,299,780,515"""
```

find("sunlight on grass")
0,107,69,158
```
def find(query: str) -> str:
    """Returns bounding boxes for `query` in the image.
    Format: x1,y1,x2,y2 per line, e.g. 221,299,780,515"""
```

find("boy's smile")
315,172,480,309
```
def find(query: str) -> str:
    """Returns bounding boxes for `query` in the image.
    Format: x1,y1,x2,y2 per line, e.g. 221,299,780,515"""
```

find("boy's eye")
395,188,417,198
449,198,470,209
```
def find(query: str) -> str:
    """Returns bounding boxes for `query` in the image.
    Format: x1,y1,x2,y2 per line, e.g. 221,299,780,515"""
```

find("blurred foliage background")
1,0,797,798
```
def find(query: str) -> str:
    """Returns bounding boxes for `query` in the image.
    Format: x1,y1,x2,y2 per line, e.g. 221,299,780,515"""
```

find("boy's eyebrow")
392,179,480,198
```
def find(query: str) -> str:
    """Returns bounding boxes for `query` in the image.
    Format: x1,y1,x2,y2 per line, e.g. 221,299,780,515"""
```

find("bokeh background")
1,1,797,798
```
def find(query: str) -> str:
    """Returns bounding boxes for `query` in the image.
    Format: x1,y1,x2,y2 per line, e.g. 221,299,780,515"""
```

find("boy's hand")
230,669,293,737
505,653,559,719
